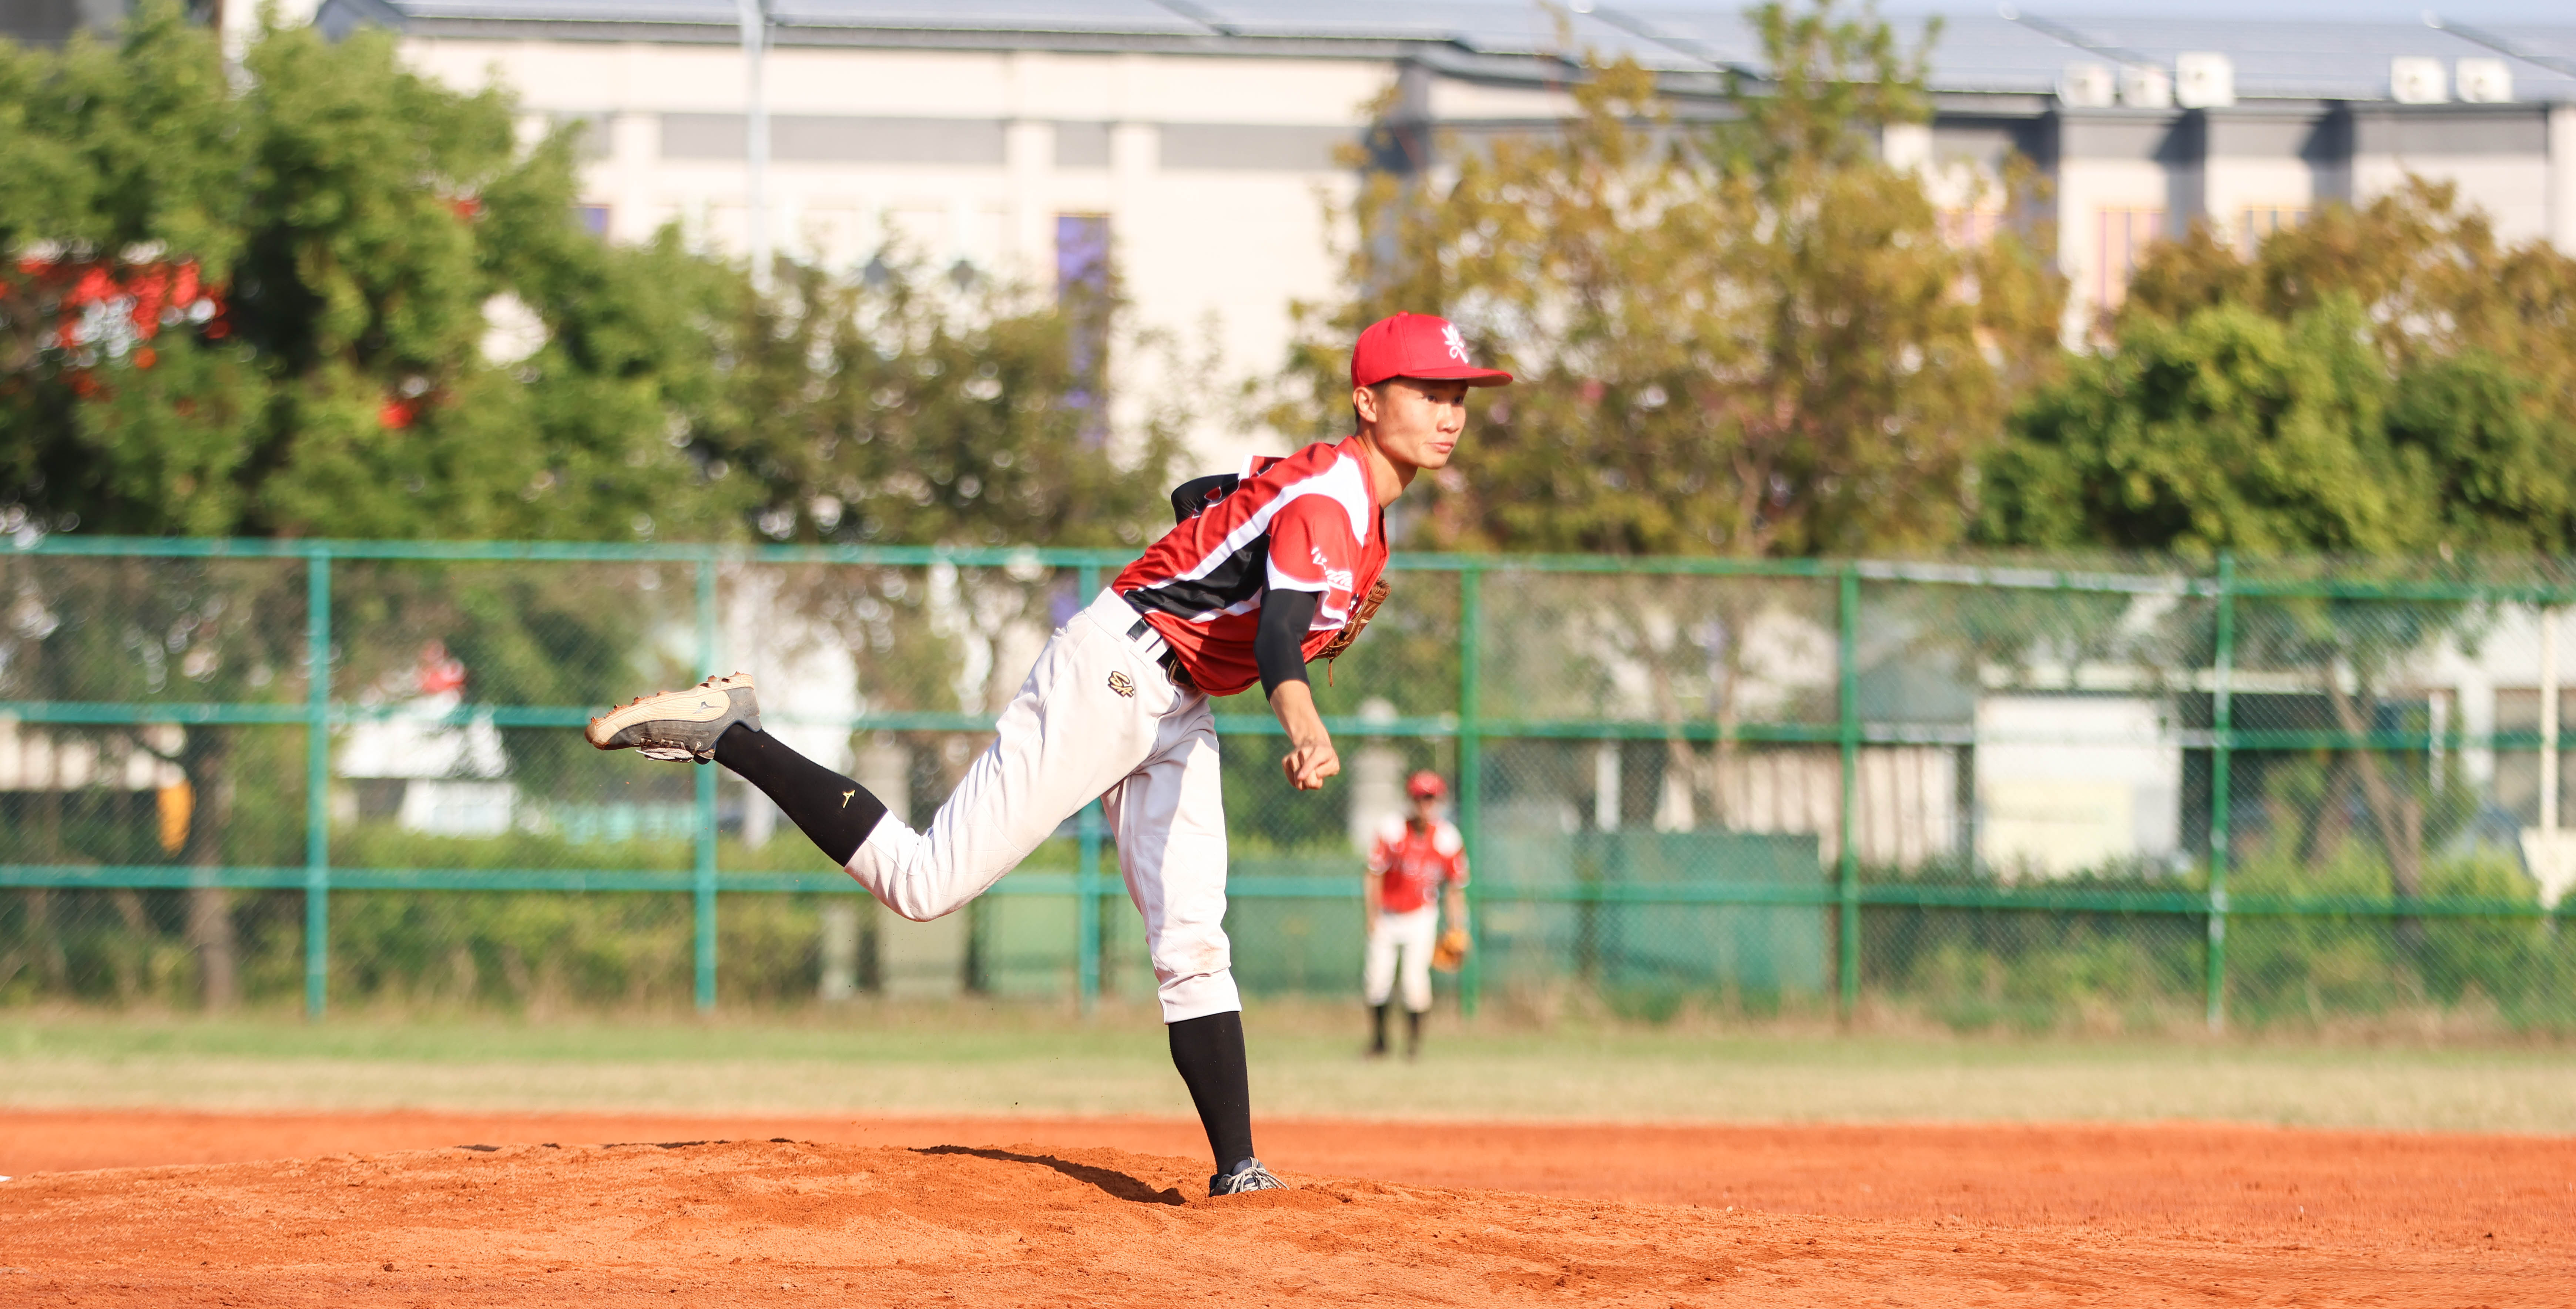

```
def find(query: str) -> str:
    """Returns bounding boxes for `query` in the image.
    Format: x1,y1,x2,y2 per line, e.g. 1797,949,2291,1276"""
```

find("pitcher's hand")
1269,681,1339,790
1281,735,1341,790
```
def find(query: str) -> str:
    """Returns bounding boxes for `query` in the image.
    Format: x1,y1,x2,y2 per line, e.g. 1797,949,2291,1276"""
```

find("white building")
253,1,2576,469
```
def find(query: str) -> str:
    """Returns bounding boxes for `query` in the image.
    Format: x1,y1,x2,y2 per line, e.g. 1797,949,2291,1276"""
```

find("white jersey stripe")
1131,456,1371,592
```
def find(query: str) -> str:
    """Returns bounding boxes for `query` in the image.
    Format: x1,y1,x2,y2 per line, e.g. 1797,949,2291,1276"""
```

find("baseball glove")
1430,927,1471,973
1314,579,1389,683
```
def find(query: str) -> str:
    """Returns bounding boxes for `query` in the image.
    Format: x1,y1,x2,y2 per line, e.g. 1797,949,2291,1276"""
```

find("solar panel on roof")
398,0,738,20
2482,23,2576,58
1180,0,1690,66
766,0,1211,33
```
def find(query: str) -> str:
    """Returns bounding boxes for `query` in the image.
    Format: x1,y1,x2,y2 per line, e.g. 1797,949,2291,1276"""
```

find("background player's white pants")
1363,906,1439,1013
845,590,1237,1023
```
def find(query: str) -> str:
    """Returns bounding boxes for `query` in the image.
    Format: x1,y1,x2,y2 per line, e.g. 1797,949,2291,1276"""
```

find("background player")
585,312,1509,1196
1364,770,1470,1058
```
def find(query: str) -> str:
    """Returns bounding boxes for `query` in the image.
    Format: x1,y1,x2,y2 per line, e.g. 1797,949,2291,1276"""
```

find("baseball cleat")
1208,1157,1288,1196
584,672,761,762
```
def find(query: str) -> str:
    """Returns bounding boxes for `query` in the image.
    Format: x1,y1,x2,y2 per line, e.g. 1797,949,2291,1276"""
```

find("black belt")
1126,615,1197,691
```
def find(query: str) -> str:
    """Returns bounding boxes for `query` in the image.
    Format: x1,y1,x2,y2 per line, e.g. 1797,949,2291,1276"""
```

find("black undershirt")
1254,586,1317,699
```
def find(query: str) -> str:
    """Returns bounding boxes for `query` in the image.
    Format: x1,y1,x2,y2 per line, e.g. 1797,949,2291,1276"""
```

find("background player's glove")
1431,927,1470,973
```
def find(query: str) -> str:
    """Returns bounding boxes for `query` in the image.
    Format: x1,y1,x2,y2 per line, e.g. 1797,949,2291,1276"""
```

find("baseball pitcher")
1364,770,1470,1058
585,312,1509,1196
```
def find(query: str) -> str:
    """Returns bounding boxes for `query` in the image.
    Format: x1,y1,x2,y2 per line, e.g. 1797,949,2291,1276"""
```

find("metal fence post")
1836,565,1861,1022
694,553,720,1013
1076,564,1103,1012
303,550,332,1021
1458,563,1484,1018
2207,553,2236,1033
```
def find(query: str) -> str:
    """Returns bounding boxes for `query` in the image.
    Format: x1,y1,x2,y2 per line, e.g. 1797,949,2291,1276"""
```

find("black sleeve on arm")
1255,585,1319,699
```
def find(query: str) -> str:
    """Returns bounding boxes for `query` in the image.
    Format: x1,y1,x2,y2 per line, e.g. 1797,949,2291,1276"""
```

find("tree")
1979,180,2576,559
1264,0,2062,560
1,7,751,1006
1974,298,2420,558
1978,187,2576,922
2123,180,2576,421
2394,351,2576,553
0,10,1182,1005
695,255,1182,551
1256,0,2062,836
0,7,743,544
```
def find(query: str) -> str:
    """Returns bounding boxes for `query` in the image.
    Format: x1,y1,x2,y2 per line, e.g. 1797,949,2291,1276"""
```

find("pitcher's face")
1355,377,1472,474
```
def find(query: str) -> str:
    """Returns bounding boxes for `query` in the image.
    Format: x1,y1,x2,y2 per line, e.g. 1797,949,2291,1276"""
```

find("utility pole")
736,0,771,290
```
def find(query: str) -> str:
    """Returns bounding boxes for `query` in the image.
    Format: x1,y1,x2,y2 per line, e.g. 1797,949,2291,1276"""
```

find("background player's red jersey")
1114,438,1388,697
1369,817,1468,915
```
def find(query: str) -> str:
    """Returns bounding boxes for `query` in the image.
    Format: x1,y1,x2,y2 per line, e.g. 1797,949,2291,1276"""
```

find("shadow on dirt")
911,1145,1188,1206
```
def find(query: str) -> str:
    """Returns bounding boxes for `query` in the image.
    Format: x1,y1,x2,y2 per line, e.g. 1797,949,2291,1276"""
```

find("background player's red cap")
1351,313,1513,389
1406,770,1448,800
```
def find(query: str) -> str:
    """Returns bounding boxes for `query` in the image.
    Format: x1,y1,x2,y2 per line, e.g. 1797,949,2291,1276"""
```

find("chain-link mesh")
3,546,2572,1029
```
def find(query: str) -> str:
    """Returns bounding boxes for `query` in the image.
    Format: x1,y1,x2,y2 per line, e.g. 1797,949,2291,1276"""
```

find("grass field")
4,1001,2571,1134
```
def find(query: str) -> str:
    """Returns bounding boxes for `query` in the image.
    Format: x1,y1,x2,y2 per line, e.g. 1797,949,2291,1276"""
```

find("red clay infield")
0,1110,2566,1305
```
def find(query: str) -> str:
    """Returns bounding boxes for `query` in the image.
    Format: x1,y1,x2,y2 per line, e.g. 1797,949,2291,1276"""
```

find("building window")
2094,208,2166,312
575,205,611,237
1055,214,1108,297
1055,214,1111,442
2236,206,2308,255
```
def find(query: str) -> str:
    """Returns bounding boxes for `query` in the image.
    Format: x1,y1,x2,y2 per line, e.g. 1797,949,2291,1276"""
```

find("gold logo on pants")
1107,670,1136,698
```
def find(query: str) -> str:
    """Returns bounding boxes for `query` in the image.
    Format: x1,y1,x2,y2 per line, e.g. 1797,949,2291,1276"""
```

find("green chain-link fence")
4,538,2573,1030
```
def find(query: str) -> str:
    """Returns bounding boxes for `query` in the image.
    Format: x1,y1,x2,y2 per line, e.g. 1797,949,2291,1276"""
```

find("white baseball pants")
844,589,1238,1023
1363,905,1439,1013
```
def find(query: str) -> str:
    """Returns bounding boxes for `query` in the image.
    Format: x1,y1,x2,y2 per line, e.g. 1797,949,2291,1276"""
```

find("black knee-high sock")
1405,1007,1423,1053
712,722,888,866
1370,1001,1390,1053
1167,1011,1255,1172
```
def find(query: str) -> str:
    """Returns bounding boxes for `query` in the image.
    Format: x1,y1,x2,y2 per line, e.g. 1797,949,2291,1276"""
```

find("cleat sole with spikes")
584,673,762,763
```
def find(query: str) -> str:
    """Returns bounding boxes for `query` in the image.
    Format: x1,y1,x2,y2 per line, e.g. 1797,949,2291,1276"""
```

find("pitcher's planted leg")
1168,1010,1255,1175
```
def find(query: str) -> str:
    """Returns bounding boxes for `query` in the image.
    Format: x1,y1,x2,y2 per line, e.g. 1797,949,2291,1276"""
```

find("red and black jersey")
1114,438,1387,698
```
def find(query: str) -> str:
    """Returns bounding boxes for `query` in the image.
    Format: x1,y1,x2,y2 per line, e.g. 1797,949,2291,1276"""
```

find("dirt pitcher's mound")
1,1138,2562,1306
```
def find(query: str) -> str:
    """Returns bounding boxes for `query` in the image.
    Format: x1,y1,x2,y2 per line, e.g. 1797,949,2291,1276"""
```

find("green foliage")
1980,183,2576,559
700,258,1181,550
0,6,242,281
3,10,1174,552
1266,0,2062,558
2223,846,2576,1029
0,17,1181,1011
1853,847,2576,1035
0,4,739,543
2123,179,2576,414
2391,351,2576,553
1979,299,2415,557
327,889,697,1012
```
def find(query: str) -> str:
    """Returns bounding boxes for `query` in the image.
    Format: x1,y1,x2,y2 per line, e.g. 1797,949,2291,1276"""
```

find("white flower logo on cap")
1441,323,1470,364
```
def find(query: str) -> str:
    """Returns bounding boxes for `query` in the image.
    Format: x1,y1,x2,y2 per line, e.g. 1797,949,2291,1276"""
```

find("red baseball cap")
1406,770,1448,801
1351,313,1513,389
